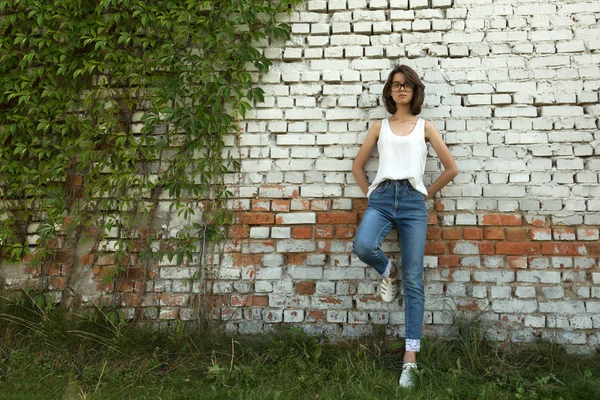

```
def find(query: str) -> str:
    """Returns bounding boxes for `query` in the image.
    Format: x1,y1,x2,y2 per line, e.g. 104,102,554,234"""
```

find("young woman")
352,65,458,388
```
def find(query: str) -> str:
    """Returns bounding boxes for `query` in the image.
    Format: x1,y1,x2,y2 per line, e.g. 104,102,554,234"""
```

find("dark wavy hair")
382,65,425,115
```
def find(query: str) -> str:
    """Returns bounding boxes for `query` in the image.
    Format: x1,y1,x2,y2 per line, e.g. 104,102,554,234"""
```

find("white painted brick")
313,296,353,309
471,286,487,298
515,286,536,299
540,106,584,117
409,0,428,9
517,271,561,284
491,286,511,299
249,227,269,239
540,301,585,314
542,287,565,300
524,315,545,328
275,213,316,225
276,134,315,146
390,0,408,9
284,309,305,323
327,310,348,322
473,271,515,283
491,300,537,314
432,0,452,8
329,0,347,10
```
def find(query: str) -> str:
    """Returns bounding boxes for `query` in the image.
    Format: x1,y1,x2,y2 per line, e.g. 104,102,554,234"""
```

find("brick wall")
217,0,600,352
2,0,599,353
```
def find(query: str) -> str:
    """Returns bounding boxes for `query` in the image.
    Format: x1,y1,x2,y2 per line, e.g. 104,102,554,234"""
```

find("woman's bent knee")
353,238,375,261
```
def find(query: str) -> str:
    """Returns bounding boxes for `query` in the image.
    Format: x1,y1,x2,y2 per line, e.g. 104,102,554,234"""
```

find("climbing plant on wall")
0,0,301,320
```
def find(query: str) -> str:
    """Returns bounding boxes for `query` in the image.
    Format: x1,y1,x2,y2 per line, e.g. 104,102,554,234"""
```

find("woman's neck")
391,108,415,120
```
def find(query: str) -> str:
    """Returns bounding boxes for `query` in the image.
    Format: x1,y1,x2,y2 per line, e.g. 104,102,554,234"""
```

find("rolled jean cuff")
381,260,392,278
406,339,420,352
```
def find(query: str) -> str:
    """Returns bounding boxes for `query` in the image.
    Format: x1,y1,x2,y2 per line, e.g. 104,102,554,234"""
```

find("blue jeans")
353,179,428,347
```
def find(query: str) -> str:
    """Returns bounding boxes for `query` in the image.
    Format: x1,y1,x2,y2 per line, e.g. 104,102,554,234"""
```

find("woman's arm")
352,120,382,196
424,120,458,199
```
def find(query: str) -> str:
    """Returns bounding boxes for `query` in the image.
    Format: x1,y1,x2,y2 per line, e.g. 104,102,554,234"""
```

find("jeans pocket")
372,181,388,194
407,184,423,196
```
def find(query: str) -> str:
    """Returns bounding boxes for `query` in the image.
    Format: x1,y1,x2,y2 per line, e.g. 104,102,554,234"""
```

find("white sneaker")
399,362,417,389
379,260,398,303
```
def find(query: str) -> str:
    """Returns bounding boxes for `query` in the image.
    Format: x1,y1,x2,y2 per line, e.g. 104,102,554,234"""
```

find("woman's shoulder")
422,119,435,131
368,119,384,134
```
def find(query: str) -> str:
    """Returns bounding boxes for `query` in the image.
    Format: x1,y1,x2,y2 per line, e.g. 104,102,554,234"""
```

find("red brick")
426,242,446,255
210,295,230,307
252,295,269,306
353,199,368,211
435,200,445,211
496,242,540,255
231,295,252,306
44,263,62,276
541,242,587,256
232,254,262,267
229,225,249,239
66,174,83,188
251,199,270,211
286,254,307,266
96,281,114,292
481,214,522,226
161,293,189,307
128,268,146,280
506,229,528,241
237,212,275,225
427,227,441,240
484,228,505,240
464,228,483,240
335,227,355,239
121,293,138,307
311,199,331,211
309,311,324,320
272,200,290,212
61,216,75,230
315,226,334,239
478,242,495,255
442,228,462,240
292,227,313,239
86,226,101,239
80,253,95,265
438,256,459,267
295,281,316,294
427,214,438,225
507,256,527,269
47,237,65,249
92,266,113,280
47,276,66,290
317,212,357,224
588,243,600,256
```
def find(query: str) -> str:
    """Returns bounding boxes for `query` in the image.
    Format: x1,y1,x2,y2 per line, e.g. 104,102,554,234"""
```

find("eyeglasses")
391,82,414,92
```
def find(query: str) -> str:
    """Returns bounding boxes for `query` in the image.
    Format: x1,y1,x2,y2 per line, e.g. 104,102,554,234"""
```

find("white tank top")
367,118,428,198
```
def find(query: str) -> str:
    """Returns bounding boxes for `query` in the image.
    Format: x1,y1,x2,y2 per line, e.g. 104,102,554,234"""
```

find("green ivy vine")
0,0,301,321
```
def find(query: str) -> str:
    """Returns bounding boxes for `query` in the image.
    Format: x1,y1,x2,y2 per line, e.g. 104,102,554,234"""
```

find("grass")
1,291,599,400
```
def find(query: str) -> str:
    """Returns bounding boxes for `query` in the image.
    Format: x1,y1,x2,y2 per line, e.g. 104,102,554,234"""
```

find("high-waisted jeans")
353,179,428,350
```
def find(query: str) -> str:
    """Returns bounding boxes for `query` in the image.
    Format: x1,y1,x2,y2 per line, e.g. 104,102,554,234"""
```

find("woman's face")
390,72,414,107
